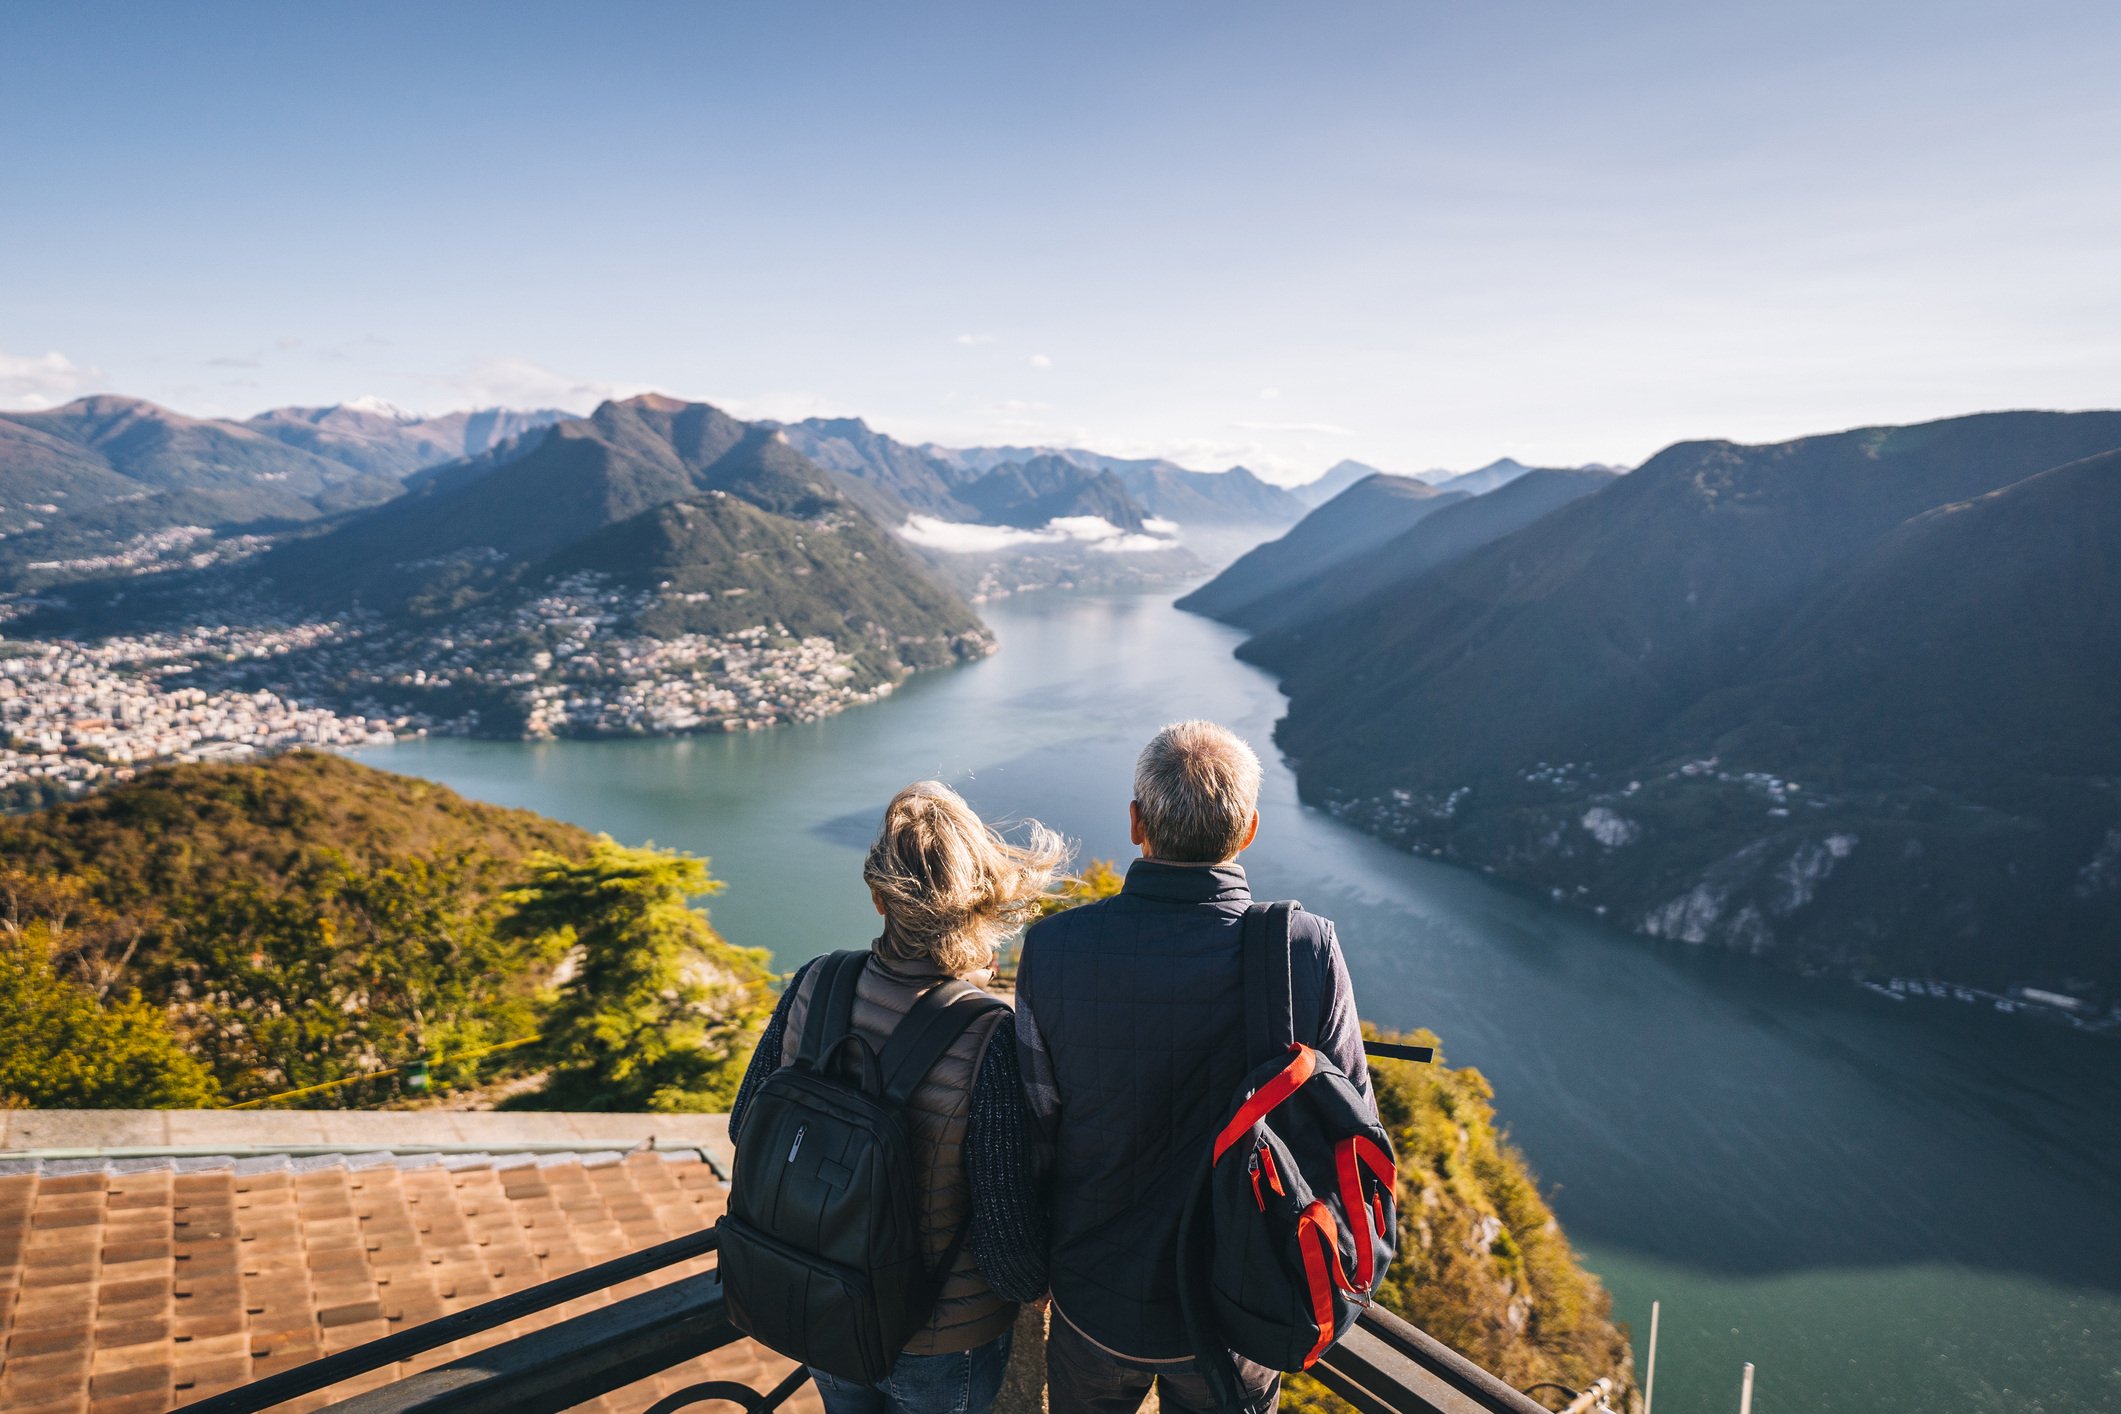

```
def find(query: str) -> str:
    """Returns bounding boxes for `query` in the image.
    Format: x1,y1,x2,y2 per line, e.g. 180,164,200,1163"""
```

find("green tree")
501,838,772,1112
173,850,540,1104
0,923,218,1108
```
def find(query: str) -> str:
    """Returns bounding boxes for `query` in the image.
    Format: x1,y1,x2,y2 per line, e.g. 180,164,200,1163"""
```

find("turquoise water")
356,588,2121,1413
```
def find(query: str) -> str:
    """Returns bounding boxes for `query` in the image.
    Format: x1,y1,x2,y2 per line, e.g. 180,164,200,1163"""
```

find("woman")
730,780,1063,1414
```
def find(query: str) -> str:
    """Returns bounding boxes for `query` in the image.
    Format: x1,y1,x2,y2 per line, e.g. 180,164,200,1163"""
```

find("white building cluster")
337,575,882,739
0,623,398,799
522,624,873,737
22,527,274,579
0,572,892,799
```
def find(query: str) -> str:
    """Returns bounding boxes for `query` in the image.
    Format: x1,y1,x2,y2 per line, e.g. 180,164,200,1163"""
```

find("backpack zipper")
787,1124,806,1164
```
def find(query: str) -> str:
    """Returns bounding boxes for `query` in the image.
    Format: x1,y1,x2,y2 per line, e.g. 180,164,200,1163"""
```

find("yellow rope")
226,1033,544,1110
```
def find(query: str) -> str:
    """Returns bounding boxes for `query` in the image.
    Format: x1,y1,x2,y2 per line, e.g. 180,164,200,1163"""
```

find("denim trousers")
1045,1310,1280,1414
809,1327,1015,1414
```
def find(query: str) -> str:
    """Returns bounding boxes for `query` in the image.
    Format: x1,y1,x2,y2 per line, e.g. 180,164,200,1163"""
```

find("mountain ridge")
1235,409,2121,989
1226,466,1621,641
1177,473,1462,625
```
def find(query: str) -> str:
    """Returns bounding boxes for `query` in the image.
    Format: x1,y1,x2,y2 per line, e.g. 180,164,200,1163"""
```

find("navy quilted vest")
1017,860,1339,1360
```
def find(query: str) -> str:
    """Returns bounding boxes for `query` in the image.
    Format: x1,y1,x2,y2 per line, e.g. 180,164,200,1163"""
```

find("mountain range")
954,455,1150,531
1183,466,1617,634
0,396,1304,599
243,400,566,479
0,396,563,588
1178,473,1468,623
1295,455,1540,507
1198,410,2121,991
253,394,987,676
1292,459,1383,507
777,418,1308,531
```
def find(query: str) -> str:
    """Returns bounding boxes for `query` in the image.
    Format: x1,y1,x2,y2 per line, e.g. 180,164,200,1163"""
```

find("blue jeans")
810,1327,1015,1414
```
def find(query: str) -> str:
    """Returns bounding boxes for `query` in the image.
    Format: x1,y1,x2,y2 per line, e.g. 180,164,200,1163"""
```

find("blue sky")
4,0,2117,480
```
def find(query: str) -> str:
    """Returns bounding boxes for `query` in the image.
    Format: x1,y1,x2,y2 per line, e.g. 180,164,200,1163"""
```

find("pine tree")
502,839,772,1111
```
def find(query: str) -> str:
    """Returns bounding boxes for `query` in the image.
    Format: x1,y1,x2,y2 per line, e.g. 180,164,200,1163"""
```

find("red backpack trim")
1295,1201,1361,1365
1211,1043,1317,1162
1336,1135,1396,1290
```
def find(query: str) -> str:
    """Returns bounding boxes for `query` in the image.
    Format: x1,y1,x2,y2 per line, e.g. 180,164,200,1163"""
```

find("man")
1016,720,1370,1414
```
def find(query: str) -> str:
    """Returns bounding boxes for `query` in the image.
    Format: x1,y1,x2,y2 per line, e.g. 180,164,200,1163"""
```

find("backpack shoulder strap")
793,950,870,1070
877,980,1009,1107
1242,900,1298,1065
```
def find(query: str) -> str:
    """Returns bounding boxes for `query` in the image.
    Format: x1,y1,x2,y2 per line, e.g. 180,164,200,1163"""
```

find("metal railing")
188,1229,727,1414
191,1222,1603,1414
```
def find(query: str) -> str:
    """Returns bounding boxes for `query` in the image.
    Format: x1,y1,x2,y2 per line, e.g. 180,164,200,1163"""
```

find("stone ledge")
0,1109,732,1171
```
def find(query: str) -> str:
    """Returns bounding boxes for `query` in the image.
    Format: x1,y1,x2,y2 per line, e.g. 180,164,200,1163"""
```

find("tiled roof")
0,1147,823,1414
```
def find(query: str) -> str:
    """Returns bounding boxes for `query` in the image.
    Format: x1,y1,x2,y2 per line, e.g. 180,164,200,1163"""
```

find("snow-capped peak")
341,394,416,421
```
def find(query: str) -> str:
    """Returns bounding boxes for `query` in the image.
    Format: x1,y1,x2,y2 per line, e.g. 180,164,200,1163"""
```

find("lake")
357,587,2121,1414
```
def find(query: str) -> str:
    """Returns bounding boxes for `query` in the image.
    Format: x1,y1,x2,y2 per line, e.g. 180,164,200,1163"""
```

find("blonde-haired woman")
730,781,1066,1414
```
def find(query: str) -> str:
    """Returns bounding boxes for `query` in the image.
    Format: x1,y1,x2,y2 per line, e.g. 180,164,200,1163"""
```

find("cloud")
898,513,1180,556
1026,353,1053,369
953,333,996,346
1232,420,1356,437
0,348,103,410
207,355,262,369
1259,387,1282,400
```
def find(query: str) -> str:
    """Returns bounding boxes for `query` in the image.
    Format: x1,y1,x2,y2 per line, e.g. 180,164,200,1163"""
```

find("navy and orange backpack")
1179,901,1399,1405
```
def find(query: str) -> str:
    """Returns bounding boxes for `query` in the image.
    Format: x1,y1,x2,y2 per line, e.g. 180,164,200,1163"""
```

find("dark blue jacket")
1015,859,1367,1361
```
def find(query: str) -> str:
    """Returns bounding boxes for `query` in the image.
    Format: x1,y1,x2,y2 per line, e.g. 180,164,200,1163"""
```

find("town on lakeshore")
0,571,904,808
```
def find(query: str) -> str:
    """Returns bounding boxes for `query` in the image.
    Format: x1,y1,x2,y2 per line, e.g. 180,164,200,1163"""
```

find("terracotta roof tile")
0,1148,817,1414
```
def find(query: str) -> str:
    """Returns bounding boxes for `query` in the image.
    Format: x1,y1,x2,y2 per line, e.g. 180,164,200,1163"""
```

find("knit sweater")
728,957,1049,1304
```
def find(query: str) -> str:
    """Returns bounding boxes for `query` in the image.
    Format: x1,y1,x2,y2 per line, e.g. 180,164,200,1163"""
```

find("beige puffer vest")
778,952,1015,1355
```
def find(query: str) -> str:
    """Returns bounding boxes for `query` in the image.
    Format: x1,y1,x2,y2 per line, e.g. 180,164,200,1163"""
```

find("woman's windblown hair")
864,780,1070,977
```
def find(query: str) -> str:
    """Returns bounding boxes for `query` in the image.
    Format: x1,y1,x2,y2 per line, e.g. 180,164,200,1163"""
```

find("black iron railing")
190,1221,1604,1414
188,1228,729,1414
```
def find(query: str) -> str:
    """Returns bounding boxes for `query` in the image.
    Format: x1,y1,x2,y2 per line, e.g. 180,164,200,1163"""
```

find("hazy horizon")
6,0,2118,482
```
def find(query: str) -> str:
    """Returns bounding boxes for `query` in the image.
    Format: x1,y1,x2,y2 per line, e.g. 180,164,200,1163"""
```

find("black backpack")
1178,902,1398,1406
720,950,1008,1383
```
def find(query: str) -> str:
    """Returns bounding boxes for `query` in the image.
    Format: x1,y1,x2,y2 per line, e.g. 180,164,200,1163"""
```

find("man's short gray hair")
1133,720,1263,863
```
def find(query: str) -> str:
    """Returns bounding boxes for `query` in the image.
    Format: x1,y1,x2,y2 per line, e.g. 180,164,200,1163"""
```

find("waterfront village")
0,572,892,806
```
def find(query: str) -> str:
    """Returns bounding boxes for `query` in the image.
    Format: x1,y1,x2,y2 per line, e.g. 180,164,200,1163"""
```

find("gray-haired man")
1016,721,1369,1413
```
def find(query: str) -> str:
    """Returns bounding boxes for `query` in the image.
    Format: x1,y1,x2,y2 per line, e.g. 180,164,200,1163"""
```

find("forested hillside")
1176,473,1463,625
1239,410,2121,991
246,395,988,670
0,753,769,1110
1232,467,1617,640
